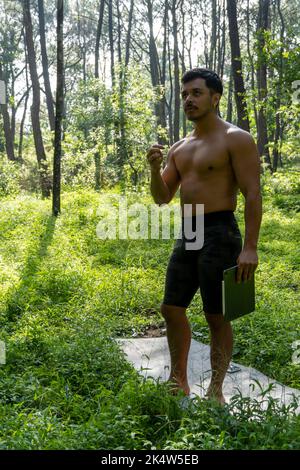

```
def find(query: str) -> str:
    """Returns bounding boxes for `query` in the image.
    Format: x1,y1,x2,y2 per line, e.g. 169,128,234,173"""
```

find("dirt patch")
138,325,166,337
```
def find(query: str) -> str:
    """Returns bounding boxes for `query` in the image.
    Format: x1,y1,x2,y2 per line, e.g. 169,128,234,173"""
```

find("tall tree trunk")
201,0,209,68
94,148,102,190
18,90,29,162
0,66,16,161
227,0,250,132
116,0,122,66
226,69,233,123
215,0,220,72
246,0,258,133
94,0,105,189
108,0,115,88
187,7,194,70
272,0,284,172
209,0,217,69
76,0,86,83
171,0,180,143
180,0,186,137
53,0,64,216
95,0,105,79
218,0,226,78
278,123,284,167
162,1,168,86
116,0,127,180
10,64,16,145
146,0,167,144
18,32,30,162
167,19,174,146
38,0,55,131
256,0,272,170
125,0,134,67
23,0,51,197
161,0,168,142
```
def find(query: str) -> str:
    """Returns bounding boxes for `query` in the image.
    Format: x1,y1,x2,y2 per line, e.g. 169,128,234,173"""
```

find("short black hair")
181,68,223,96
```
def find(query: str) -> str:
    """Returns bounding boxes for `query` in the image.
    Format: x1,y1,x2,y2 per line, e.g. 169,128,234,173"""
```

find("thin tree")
0,65,16,161
76,0,86,83
18,34,30,162
186,5,194,70
125,0,134,67
272,0,285,171
170,0,181,143
256,0,272,170
53,0,64,216
217,0,226,79
95,0,105,80
200,0,209,68
226,69,233,123
116,0,127,180
227,0,250,132
94,0,105,190
38,0,55,131
167,16,174,145
146,0,167,143
23,0,51,197
246,0,258,133
209,0,217,69
108,0,115,88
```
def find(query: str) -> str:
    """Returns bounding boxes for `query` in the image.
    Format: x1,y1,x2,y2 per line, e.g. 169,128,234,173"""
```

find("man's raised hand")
147,144,165,173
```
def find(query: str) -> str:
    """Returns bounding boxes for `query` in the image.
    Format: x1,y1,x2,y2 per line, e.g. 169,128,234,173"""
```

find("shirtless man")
146,68,262,404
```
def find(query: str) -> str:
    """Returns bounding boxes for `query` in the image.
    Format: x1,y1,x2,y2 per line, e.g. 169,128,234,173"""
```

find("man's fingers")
148,151,162,158
152,144,165,149
147,144,164,156
236,265,243,283
148,154,163,163
243,266,251,282
147,151,164,163
248,265,256,279
236,250,258,283
147,144,165,156
237,263,257,283
247,263,258,281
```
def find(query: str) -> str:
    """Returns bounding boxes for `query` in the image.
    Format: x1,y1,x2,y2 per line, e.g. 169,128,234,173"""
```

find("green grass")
0,182,299,450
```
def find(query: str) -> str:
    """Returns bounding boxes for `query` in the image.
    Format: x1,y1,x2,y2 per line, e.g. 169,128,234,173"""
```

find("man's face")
181,78,220,121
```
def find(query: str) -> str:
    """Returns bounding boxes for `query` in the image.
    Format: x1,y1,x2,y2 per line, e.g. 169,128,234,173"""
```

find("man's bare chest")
173,140,230,177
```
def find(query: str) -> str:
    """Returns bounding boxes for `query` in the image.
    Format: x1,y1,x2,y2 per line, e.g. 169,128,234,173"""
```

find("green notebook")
222,265,255,321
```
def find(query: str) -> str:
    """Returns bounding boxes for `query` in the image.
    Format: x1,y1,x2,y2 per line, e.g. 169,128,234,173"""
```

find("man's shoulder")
169,137,187,154
221,122,256,153
223,121,255,143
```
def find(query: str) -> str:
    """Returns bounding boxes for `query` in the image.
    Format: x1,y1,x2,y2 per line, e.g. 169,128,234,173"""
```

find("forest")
0,0,299,453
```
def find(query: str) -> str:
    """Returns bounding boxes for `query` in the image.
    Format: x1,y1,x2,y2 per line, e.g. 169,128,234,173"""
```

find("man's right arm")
147,143,180,205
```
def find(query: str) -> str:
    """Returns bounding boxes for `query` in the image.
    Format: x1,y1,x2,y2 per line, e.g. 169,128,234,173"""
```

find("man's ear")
213,93,221,108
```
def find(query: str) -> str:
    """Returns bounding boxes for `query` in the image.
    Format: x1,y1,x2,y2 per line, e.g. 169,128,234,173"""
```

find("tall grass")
0,178,299,449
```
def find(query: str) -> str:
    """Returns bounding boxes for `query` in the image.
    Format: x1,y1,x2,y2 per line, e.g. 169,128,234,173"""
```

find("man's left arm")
228,129,262,283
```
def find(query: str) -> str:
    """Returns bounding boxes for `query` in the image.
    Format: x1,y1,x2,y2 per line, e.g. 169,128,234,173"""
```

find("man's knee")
205,312,229,331
160,303,187,321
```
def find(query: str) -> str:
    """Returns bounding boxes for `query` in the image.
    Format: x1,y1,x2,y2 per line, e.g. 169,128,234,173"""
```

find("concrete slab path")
117,337,300,412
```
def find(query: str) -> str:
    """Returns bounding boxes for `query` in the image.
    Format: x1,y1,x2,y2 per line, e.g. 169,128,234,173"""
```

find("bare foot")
166,379,190,396
205,387,226,406
205,393,226,406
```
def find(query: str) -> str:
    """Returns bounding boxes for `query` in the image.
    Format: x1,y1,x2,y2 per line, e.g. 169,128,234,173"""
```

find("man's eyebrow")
181,88,204,94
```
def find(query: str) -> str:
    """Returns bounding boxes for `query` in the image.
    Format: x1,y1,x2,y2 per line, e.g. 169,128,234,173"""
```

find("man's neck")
192,112,221,138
